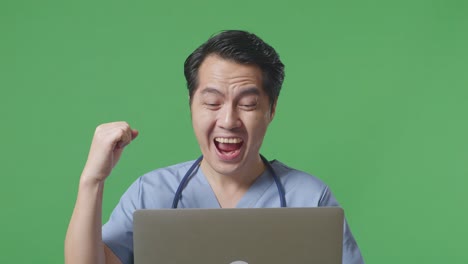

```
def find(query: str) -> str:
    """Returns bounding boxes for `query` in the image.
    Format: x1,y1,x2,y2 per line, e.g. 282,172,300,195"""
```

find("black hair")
184,30,285,110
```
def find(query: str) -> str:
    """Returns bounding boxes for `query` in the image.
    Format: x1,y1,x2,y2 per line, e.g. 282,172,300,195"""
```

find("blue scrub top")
102,160,364,264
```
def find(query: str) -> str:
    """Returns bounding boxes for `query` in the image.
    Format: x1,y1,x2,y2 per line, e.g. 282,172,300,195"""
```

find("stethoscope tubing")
171,155,287,208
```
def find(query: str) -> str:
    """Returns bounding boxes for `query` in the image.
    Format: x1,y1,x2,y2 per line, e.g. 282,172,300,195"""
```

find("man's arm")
104,244,121,263
64,122,138,264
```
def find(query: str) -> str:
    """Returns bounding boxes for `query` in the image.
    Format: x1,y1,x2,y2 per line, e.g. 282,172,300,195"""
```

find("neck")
202,157,265,187
200,156,266,207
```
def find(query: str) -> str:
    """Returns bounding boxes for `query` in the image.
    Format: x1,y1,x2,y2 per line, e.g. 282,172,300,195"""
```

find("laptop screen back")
133,207,343,264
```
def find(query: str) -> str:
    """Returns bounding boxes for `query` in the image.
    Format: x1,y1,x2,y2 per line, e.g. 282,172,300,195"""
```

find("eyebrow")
200,87,260,97
200,87,224,97
238,87,261,97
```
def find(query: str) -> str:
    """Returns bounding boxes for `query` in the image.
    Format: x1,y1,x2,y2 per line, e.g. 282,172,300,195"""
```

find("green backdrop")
1,0,467,263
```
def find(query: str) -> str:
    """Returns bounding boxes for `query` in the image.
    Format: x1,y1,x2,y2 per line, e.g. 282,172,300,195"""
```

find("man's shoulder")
271,160,328,191
126,160,198,208
270,160,335,206
137,160,196,187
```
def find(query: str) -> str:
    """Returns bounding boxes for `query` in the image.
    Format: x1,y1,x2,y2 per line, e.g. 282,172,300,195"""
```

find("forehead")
196,55,263,93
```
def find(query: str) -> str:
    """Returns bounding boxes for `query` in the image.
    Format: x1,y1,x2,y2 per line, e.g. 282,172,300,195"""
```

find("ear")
269,98,278,122
189,95,194,119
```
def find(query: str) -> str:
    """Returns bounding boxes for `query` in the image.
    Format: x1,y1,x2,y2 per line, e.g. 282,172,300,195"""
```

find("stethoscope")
171,155,287,208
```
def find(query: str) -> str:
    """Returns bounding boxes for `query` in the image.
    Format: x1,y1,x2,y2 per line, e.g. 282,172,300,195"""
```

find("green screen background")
1,0,467,263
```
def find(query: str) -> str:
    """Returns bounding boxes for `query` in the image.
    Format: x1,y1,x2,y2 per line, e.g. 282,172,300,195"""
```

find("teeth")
215,137,243,144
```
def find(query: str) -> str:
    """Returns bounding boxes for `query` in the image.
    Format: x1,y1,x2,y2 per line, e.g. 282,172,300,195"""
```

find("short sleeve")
102,177,142,264
319,186,365,264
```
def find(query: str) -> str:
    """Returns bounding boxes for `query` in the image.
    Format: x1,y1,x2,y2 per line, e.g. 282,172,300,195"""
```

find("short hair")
184,30,285,109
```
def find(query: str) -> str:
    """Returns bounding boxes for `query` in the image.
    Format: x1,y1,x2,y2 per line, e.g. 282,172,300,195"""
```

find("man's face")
191,55,276,178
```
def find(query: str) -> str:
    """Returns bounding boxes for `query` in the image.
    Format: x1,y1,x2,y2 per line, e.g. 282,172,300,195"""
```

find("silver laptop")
133,207,343,264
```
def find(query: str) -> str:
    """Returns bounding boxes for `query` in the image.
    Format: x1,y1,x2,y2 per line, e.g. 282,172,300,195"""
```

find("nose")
218,105,241,130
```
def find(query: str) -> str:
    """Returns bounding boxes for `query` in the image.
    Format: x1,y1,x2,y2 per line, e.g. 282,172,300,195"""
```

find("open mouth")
214,137,243,159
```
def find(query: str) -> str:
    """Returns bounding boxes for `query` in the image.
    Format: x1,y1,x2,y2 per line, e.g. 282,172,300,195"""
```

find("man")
65,30,364,264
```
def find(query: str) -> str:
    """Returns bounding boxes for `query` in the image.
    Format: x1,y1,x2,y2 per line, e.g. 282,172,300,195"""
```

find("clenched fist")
81,122,138,183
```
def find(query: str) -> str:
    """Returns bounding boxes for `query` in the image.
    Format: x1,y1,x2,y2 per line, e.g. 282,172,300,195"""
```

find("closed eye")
239,104,257,110
204,103,221,110
238,94,258,111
